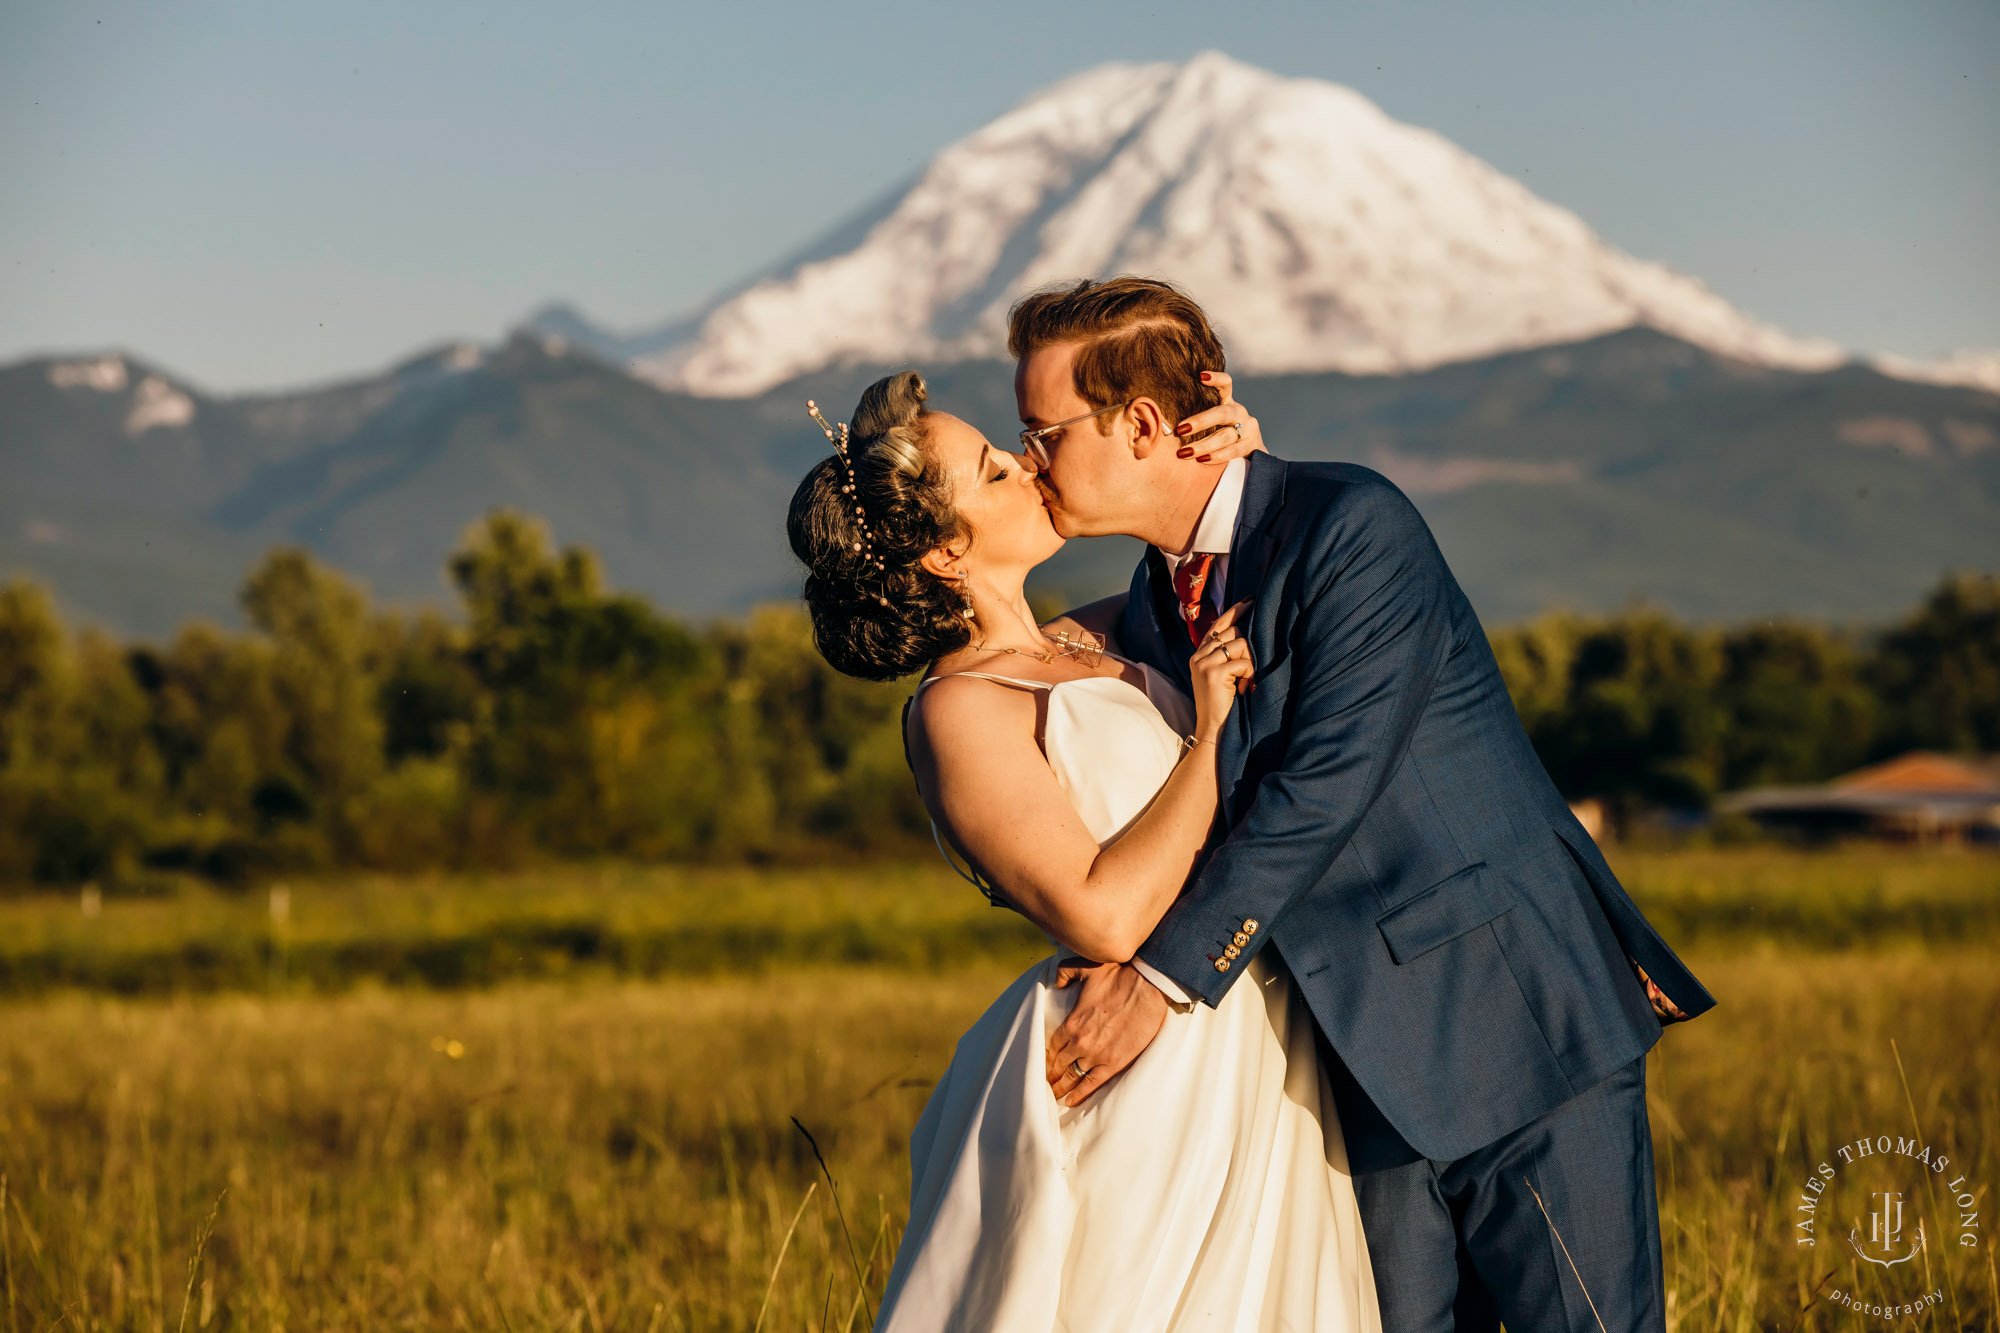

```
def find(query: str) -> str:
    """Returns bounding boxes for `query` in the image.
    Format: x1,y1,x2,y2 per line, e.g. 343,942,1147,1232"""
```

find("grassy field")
0,863,1049,996
4,847,1997,995
1,849,1997,1331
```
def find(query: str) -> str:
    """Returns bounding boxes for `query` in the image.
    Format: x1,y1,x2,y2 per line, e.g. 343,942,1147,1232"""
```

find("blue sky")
2,0,1995,391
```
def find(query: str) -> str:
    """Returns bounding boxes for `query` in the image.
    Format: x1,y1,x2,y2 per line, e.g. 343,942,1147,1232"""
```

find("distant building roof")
1831,751,2000,796
1720,751,2000,835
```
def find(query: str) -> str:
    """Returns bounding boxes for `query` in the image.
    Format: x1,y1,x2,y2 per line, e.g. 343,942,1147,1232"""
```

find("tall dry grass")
1,949,1993,1330
1,969,993,1331
1,848,1995,1329
1652,949,1997,1330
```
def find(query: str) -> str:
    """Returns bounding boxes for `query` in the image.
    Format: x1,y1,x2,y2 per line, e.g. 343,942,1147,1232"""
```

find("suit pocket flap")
1377,863,1515,964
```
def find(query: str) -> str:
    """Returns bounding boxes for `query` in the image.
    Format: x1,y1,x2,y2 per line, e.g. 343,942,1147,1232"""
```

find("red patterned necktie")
1173,552,1219,645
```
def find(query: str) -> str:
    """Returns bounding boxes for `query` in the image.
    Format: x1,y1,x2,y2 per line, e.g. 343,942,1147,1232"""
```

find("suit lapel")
1217,454,1288,801
1119,547,1191,693
1223,452,1287,609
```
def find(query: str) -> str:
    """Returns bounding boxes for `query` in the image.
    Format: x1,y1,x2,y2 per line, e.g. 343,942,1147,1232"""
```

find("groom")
1013,277,1712,1333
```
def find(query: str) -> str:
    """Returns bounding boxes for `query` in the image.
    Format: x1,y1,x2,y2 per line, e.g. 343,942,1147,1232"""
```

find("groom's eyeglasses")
1019,400,1135,470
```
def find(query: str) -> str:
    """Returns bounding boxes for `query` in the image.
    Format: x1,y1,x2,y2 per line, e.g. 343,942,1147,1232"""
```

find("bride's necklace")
978,628,1106,668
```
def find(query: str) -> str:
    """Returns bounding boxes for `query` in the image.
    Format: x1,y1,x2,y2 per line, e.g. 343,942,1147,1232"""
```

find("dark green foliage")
378,612,479,762
1,508,1995,887
1490,579,2000,818
1865,572,2000,755
0,584,163,883
0,512,924,887
1713,622,1875,789
1527,609,1723,812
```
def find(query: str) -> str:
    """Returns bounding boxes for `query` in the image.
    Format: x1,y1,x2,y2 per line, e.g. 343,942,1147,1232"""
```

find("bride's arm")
913,685,1215,962
910,610,1253,963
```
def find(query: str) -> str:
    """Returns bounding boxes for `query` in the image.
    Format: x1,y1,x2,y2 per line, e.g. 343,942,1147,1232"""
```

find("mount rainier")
540,52,1987,397
6,53,1998,637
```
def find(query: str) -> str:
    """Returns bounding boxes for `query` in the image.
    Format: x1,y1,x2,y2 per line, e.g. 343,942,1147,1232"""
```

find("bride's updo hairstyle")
787,371,973,681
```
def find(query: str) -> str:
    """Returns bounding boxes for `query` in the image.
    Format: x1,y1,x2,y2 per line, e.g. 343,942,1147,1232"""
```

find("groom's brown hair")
1007,277,1225,430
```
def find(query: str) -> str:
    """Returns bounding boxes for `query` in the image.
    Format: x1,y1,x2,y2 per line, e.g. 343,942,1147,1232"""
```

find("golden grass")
1611,844,2000,948
2,848,1996,1329
1652,947,1998,1330
0,863,1050,995
0,968,999,1332
0,944,1993,1331
3,845,1993,996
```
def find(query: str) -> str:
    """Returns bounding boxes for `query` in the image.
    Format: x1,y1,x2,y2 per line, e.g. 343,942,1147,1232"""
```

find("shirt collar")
1162,456,1248,567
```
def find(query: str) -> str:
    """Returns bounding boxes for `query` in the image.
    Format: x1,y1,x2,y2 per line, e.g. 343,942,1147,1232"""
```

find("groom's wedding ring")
1069,1058,1088,1080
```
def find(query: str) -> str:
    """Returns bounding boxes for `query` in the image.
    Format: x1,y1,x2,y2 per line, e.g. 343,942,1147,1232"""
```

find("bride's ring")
1069,1058,1088,1079
1232,422,1244,443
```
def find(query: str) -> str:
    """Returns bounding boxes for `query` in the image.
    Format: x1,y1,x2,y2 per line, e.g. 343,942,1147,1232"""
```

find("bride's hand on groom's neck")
1174,371,1265,465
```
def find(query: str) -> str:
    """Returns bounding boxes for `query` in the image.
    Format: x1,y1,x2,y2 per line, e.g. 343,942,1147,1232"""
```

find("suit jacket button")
1223,944,1240,959
1232,931,1249,947
1243,919,1259,935
1214,958,1231,973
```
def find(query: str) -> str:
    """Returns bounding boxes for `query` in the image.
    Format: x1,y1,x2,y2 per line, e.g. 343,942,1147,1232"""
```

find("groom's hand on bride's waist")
1046,961,1171,1107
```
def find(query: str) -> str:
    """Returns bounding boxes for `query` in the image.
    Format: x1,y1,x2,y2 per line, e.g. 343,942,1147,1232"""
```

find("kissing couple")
786,277,1712,1332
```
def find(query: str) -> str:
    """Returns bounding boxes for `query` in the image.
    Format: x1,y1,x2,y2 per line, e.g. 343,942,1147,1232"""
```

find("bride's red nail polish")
1176,446,1194,459
1175,423,1191,435
1196,454,1211,463
1200,372,1212,382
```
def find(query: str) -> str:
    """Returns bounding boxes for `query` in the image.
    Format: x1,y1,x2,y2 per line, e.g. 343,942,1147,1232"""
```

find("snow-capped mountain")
619,52,1862,397
45,355,199,435
1870,348,2000,397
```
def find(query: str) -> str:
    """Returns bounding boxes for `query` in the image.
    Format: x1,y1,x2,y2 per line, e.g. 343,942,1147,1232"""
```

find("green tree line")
1,511,1995,887
1494,581,1999,822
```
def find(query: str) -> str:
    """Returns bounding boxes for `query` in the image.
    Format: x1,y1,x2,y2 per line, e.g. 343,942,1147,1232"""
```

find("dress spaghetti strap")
917,671,1055,692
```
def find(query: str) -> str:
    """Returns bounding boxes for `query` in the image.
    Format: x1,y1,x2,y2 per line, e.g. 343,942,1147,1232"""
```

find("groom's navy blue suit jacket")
1119,453,1713,1164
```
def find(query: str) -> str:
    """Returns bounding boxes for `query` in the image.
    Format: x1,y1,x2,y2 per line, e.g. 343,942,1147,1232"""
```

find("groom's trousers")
1324,1040,1665,1333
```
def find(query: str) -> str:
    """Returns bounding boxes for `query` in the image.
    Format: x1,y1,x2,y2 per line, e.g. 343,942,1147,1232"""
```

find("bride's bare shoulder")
909,672,1040,741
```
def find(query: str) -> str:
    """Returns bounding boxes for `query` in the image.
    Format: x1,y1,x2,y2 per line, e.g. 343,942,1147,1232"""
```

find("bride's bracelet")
1181,734,1220,753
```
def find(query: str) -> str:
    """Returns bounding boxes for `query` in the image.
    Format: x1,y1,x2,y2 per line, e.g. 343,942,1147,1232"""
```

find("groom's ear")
1124,398,1173,460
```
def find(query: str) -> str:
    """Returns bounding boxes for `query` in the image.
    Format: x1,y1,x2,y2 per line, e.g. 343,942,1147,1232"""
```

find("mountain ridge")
5,327,1996,639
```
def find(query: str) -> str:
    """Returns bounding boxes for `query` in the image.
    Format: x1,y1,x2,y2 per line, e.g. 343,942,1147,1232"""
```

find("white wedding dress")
878,662,1381,1333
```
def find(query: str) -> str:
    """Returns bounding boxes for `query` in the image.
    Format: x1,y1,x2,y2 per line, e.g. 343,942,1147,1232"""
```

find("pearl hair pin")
807,399,892,605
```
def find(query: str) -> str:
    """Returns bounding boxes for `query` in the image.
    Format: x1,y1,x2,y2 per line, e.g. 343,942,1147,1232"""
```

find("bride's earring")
958,572,976,621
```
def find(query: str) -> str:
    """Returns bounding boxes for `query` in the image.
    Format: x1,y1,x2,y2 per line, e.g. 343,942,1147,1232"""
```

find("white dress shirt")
1133,457,1248,1010
1160,456,1247,618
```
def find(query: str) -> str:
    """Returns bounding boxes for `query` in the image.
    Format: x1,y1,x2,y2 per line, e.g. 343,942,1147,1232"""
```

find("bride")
787,371,1380,1332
